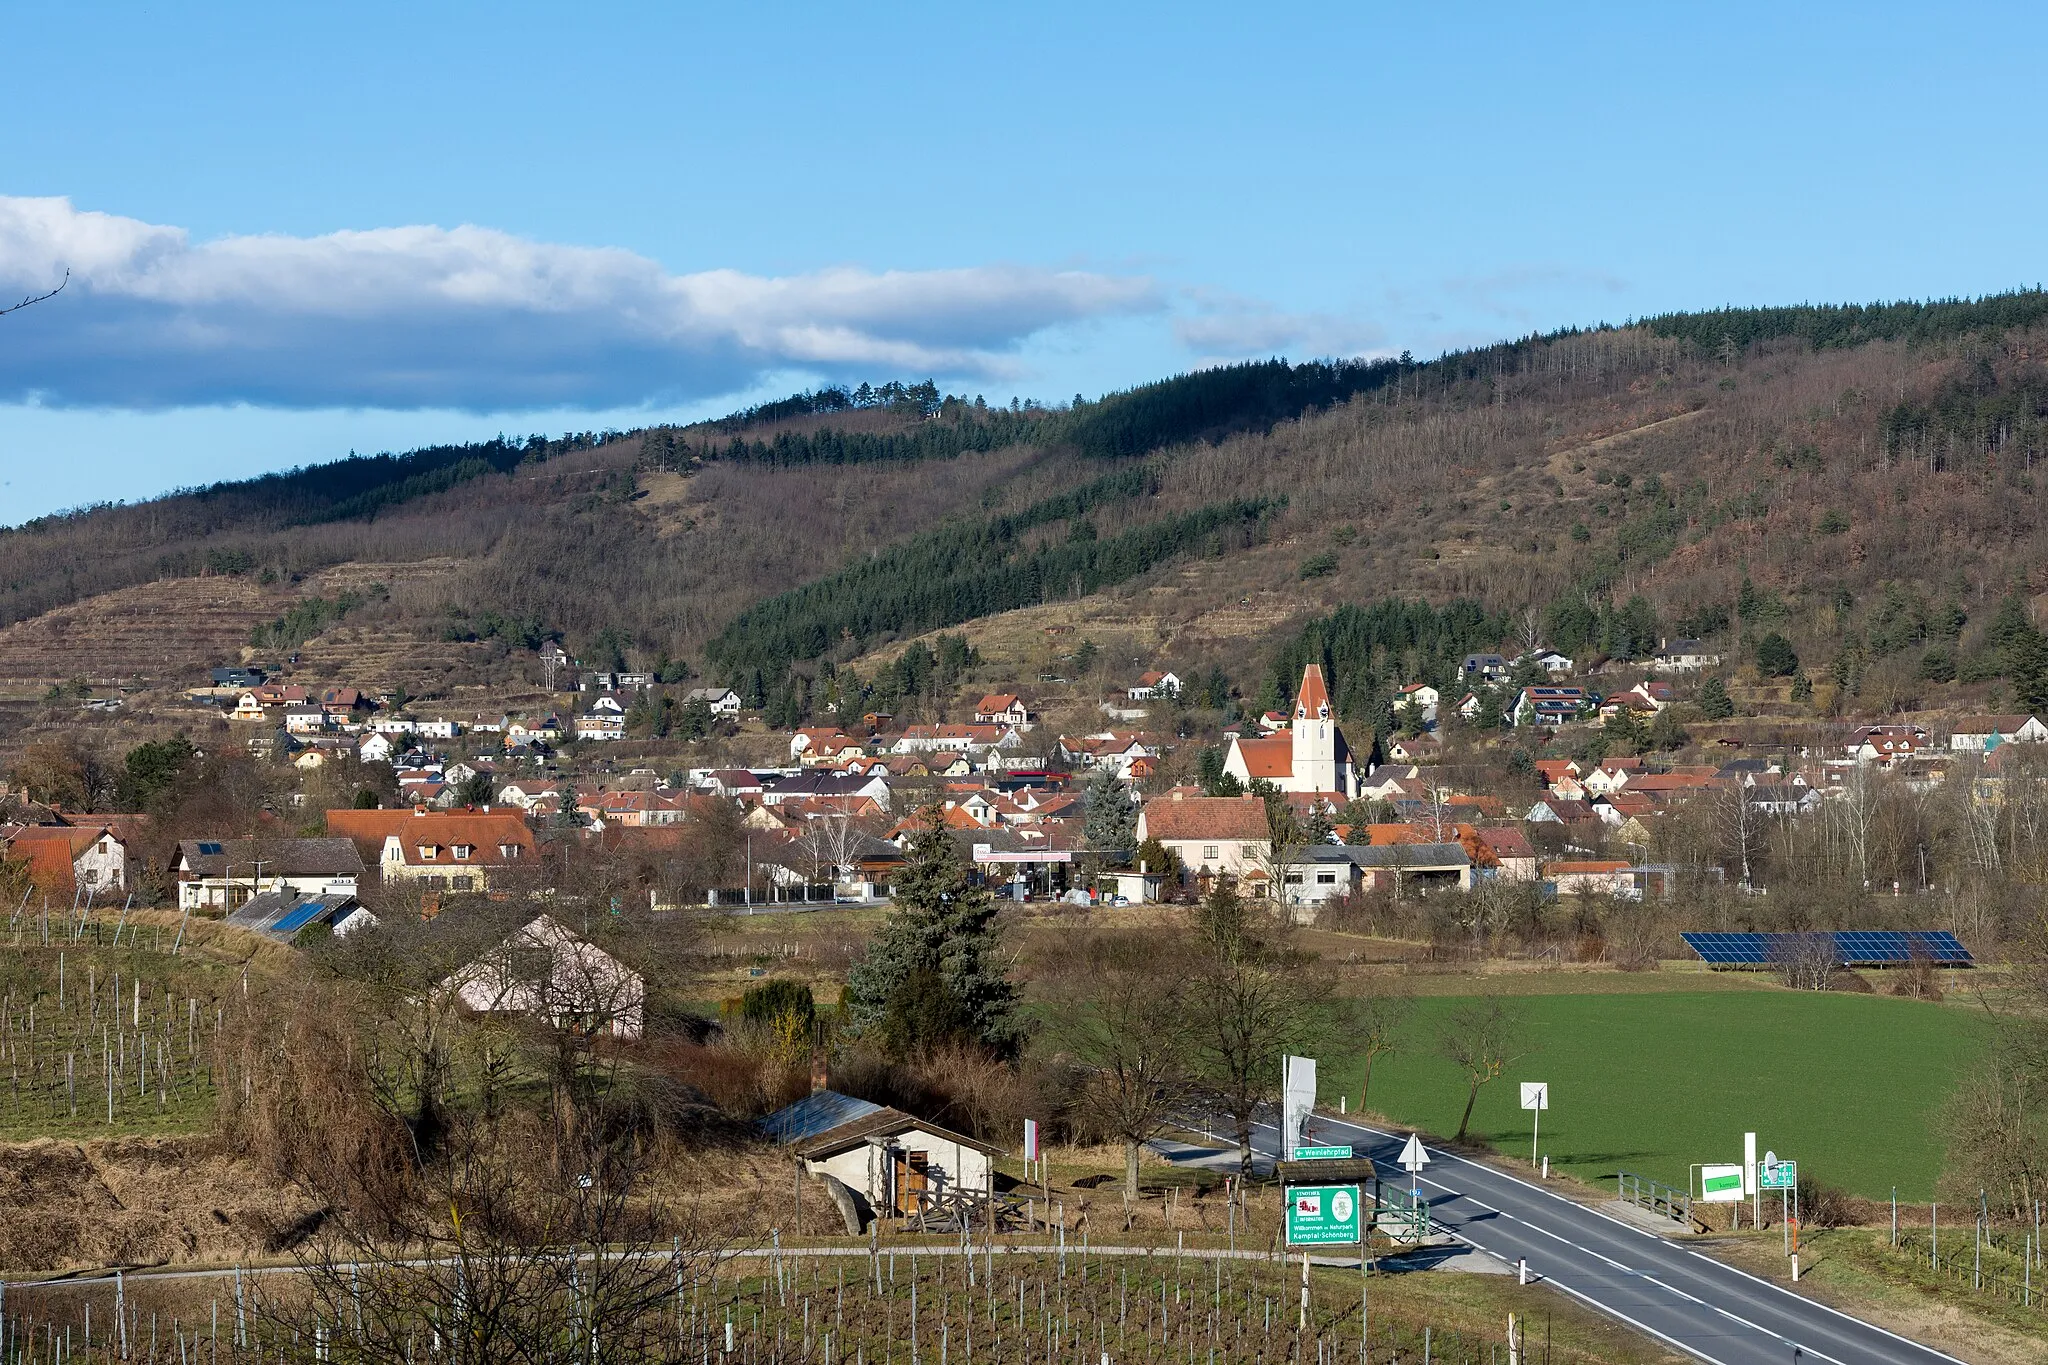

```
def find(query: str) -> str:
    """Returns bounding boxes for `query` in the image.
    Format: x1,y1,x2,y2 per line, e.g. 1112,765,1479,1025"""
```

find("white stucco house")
442,914,644,1039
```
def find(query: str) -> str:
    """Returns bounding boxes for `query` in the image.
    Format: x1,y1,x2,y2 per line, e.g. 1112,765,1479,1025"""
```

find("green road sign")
1294,1144,1354,1160
1286,1184,1362,1245
1759,1159,1796,1190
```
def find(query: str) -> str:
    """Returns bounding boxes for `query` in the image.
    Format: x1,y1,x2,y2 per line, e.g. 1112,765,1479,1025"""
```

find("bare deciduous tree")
1184,882,1333,1177
1768,931,1839,991
1438,997,1528,1141
1047,933,1199,1211
1350,987,1409,1112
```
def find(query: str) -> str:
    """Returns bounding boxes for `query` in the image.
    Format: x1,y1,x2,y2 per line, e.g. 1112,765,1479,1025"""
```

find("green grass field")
1319,990,1993,1200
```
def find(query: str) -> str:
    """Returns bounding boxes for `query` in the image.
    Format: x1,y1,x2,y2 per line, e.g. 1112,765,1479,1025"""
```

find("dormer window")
453,844,474,860
418,844,438,861
500,844,522,859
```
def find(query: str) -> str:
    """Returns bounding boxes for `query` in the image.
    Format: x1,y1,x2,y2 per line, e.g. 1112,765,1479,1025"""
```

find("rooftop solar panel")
1681,930,1973,968
272,899,330,933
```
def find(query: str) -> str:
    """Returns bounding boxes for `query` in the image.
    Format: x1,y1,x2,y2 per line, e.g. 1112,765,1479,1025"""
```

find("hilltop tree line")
1645,287,2048,355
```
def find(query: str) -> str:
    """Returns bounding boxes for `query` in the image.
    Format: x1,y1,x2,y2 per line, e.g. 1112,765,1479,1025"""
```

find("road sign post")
1398,1132,1429,1203
1520,1082,1549,1167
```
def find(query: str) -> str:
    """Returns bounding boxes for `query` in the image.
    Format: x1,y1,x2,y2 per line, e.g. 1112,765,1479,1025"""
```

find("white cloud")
0,197,1161,409
1171,289,1390,366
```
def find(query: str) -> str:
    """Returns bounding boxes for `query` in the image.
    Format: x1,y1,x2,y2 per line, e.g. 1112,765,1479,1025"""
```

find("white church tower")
1290,664,1338,794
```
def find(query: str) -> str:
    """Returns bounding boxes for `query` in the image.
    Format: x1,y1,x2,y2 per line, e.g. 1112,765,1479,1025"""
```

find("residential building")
3,826,130,897
1473,826,1539,881
764,771,893,811
325,807,537,891
225,891,376,943
1462,653,1510,682
1395,683,1440,723
973,694,1032,728
1650,639,1723,674
176,838,365,911
1512,686,1596,727
682,688,744,717
1546,860,1636,896
444,914,644,1038
1949,715,2048,751
1126,670,1181,701
282,705,332,735
1134,792,1270,880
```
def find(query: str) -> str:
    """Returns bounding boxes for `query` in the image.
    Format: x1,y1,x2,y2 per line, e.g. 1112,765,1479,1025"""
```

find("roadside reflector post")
1541,1155,1548,1180
1517,1257,1527,1285
1792,1253,1800,1282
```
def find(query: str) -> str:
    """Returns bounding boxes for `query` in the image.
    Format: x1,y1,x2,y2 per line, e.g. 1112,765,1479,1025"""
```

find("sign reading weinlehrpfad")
1293,1144,1354,1160
1286,1185,1362,1245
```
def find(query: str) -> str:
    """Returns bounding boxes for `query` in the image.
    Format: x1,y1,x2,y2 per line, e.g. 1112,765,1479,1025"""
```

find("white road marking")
1242,1114,1951,1365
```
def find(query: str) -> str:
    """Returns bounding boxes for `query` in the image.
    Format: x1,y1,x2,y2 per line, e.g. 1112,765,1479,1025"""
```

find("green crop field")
1319,991,1993,1200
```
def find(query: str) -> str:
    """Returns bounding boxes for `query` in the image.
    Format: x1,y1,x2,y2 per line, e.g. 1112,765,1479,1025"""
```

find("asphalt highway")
1247,1113,1967,1365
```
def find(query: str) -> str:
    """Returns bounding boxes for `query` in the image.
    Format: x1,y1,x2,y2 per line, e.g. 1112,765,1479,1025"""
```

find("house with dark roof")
176,838,365,911
225,890,375,943
759,1089,1000,1224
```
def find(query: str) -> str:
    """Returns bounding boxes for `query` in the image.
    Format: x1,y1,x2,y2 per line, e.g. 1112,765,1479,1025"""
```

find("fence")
1896,1229,2044,1312
1616,1172,1692,1227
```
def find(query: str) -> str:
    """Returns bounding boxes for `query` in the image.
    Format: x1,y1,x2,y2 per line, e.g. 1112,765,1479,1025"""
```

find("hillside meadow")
1324,988,1994,1200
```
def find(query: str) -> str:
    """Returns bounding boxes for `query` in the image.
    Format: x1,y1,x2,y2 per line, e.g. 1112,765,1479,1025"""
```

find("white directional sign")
1397,1132,1430,1173
1700,1164,1745,1203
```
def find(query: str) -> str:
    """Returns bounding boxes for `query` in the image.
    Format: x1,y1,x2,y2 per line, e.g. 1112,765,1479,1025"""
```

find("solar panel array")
1681,930,1972,967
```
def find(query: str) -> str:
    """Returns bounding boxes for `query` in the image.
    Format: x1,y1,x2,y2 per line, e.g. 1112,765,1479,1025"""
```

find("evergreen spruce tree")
1695,676,1736,719
1082,765,1138,853
844,807,1021,1057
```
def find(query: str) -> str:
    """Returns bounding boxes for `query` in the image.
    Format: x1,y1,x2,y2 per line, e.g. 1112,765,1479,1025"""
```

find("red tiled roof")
1294,664,1331,721
1139,795,1269,842
1233,736,1294,779
327,808,534,863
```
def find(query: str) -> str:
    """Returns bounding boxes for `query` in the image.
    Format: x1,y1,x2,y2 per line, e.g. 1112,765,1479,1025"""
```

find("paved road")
1243,1113,1965,1365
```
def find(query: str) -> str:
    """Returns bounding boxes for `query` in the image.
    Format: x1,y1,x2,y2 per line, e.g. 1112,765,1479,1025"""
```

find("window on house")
453,844,474,860
1316,872,1338,885
418,845,437,860
500,844,522,859
1202,845,1220,861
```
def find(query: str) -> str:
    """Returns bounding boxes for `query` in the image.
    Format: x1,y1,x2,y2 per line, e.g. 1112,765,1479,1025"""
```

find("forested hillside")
7,290,2048,724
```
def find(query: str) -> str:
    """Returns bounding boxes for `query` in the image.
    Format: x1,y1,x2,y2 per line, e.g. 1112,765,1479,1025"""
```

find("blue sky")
2,2,2043,523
